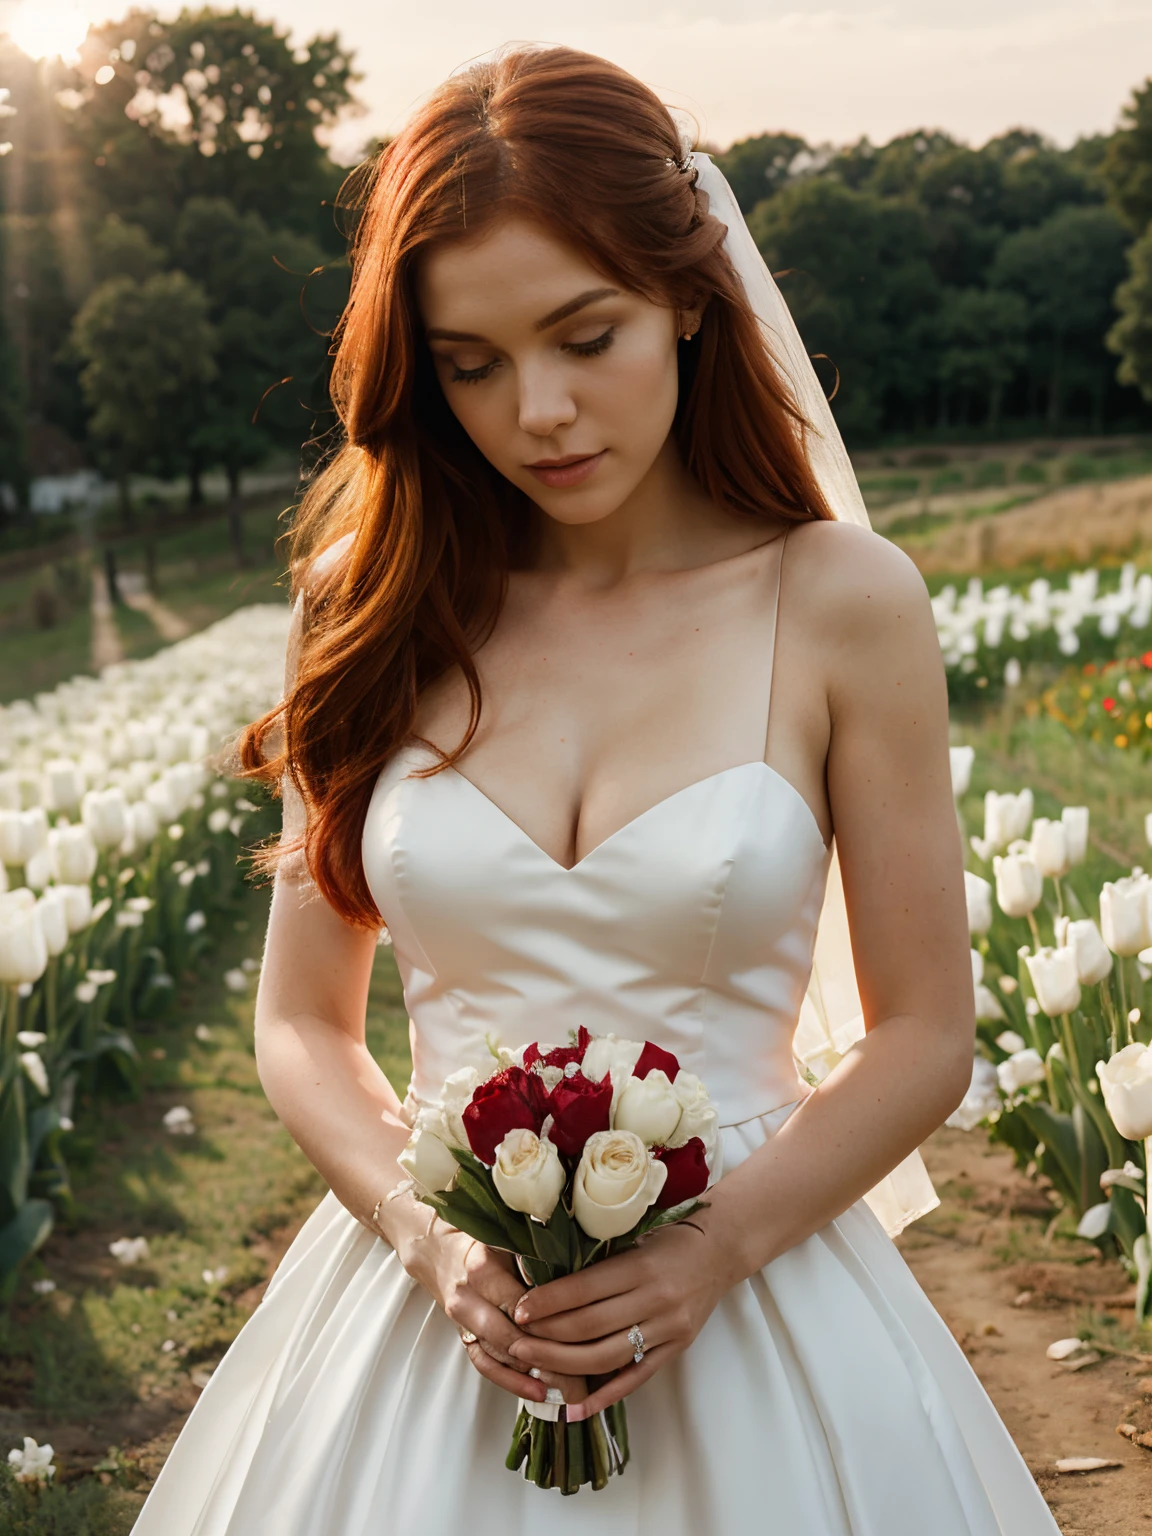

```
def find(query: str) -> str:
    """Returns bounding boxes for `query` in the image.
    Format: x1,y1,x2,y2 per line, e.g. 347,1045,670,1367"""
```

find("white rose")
993,849,1042,919
1053,916,1112,986
492,1128,566,1222
1029,818,1069,880
613,1069,683,1146
665,1070,721,1176
398,1120,460,1195
1061,806,1089,867
996,1047,1047,1095
572,1130,667,1241
579,1033,644,1118
439,1066,482,1149
1096,1043,1152,1142
1024,946,1081,1018
1100,875,1152,958
964,871,993,935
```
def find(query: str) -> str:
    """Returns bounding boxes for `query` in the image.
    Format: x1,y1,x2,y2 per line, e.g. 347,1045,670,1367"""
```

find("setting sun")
8,0,93,61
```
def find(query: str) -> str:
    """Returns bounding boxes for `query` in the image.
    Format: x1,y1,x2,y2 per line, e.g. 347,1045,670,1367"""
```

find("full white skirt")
131,1102,1059,1535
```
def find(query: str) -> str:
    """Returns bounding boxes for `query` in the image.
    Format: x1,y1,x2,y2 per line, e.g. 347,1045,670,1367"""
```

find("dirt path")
896,1127,1152,1534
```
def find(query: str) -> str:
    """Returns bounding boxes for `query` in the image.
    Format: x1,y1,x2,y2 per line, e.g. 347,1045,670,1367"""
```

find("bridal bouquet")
396,1028,720,1494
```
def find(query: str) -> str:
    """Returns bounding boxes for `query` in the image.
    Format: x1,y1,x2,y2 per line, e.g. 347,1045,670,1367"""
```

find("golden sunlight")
8,0,93,61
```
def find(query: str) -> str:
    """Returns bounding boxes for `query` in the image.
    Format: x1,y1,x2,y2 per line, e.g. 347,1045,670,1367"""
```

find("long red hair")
240,41,834,928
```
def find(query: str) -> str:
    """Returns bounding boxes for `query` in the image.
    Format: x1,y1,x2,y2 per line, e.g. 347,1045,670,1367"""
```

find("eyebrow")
424,286,621,343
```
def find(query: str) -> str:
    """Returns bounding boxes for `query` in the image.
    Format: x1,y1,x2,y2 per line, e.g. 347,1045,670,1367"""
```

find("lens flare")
9,0,92,61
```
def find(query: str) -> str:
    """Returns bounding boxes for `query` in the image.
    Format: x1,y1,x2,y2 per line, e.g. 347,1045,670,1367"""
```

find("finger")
509,1320,662,1377
524,1291,654,1344
464,1338,548,1402
514,1256,645,1325
567,1344,671,1421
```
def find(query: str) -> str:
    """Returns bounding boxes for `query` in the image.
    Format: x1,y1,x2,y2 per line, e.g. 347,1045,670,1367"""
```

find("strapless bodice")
362,743,832,1127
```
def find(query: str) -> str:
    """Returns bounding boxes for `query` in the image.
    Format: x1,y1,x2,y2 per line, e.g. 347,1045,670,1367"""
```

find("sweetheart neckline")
428,755,831,874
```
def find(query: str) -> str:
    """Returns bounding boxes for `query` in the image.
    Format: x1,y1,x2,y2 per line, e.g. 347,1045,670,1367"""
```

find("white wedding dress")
132,559,1061,1536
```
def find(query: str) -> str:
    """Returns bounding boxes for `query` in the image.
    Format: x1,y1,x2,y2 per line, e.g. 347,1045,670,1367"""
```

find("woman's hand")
402,1221,587,1408
506,1223,734,1421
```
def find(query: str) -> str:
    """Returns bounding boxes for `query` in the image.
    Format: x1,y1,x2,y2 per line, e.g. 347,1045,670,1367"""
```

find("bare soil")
897,1127,1152,1534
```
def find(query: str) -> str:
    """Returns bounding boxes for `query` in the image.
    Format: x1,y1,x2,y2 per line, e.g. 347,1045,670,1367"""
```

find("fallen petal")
1047,1337,1088,1360
1054,1457,1122,1474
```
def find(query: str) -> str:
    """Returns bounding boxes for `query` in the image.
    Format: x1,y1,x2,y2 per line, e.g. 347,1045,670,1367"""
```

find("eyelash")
449,327,616,384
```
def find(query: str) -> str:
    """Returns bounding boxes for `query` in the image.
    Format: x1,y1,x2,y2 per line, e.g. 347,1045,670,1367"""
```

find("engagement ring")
627,1324,646,1364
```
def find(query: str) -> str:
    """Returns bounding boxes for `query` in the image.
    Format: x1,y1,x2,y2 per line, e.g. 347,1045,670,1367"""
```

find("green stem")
1027,910,1043,952
1101,979,1119,1058
1119,960,1131,1043
1053,876,1065,919
1061,1013,1081,1084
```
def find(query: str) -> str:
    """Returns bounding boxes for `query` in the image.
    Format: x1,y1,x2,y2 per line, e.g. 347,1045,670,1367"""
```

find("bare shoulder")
781,518,934,651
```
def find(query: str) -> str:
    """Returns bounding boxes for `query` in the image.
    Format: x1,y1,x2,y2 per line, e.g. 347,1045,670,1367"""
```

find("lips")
525,450,607,489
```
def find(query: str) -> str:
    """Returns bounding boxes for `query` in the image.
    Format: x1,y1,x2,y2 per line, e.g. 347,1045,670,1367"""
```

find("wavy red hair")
240,41,834,928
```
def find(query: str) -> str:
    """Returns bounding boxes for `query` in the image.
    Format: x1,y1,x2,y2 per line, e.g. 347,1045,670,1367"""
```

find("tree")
1108,226,1152,403
991,205,1130,427
936,288,1028,430
749,178,941,439
1103,77,1152,231
70,270,216,521
714,132,809,214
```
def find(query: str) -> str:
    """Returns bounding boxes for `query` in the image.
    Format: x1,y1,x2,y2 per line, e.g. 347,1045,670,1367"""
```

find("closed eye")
449,327,617,385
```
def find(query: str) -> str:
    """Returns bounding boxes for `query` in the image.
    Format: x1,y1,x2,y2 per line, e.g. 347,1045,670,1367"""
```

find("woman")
132,42,1060,1536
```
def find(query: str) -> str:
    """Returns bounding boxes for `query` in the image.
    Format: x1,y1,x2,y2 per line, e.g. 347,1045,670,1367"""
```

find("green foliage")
0,1464,134,1536
1108,224,1152,403
1103,76,1152,231
713,132,809,214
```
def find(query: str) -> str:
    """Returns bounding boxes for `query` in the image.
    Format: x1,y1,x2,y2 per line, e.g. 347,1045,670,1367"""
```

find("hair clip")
666,150,695,174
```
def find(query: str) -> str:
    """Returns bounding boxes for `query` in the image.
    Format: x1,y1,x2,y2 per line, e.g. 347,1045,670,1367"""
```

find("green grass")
0,885,410,1529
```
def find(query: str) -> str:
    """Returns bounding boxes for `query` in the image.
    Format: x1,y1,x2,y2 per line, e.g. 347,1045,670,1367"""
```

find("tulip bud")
964,871,993,935
36,889,70,958
0,889,49,985
1029,818,1069,880
1053,916,1112,986
1024,946,1081,1017
1100,875,1152,957
1096,1043,1152,1142
1061,806,1089,867
993,850,1043,919
49,824,97,885
0,806,49,867
82,787,129,850
57,883,93,934
949,746,974,799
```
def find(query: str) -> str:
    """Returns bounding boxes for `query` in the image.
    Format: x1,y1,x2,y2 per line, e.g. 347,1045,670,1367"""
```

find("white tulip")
1029,818,1069,880
398,1121,461,1196
975,984,1005,1021
976,788,1034,860
0,806,48,867
7,1436,55,1485
48,824,97,885
1076,1202,1111,1241
207,807,231,834
613,1069,683,1146
125,799,160,852
82,786,129,849
23,846,52,891
964,871,993,935
42,757,86,813
1145,811,1152,850
1096,1043,1152,1141
145,775,183,824
491,1128,566,1221
1053,916,1112,986
35,889,70,958
57,883,93,934
1024,946,1081,1017
945,1056,1001,1131
995,1030,1026,1053
163,1105,195,1135
1100,874,1152,957
19,1051,49,1096
572,1130,667,1240
971,948,984,987
0,890,48,985
1061,806,1089,867
108,1236,150,1265
949,746,974,798
993,849,1043,918
996,1048,1047,1095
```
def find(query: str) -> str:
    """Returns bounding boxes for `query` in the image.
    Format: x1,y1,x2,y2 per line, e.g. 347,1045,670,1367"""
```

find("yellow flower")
1115,733,1129,748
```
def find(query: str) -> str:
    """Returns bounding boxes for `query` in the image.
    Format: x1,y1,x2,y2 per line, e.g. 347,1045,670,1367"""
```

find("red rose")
546,1071,612,1157
524,1025,592,1073
462,1067,549,1165
653,1138,709,1208
633,1041,681,1082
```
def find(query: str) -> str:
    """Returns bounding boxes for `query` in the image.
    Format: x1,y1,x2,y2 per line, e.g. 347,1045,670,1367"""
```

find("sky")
2,0,1150,160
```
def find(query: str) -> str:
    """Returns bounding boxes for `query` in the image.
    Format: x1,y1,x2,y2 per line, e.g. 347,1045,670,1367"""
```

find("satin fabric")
132,747,1060,1534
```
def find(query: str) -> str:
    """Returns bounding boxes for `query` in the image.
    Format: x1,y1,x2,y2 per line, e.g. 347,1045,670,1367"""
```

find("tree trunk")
189,461,205,507
226,464,241,501
1047,335,1064,429
988,381,1003,436
227,506,247,570
104,545,121,606
117,473,133,531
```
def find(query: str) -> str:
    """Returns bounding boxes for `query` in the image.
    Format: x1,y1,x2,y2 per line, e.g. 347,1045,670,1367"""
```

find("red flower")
1142,651,1152,670
462,1067,549,1165
1102,697,1116,712
633,1041,682,1082
653,1139,709,1208
524,1025,592,1073
546,1071,612,1157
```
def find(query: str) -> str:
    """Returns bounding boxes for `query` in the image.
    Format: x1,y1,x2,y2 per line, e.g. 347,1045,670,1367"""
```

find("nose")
516,356,577,440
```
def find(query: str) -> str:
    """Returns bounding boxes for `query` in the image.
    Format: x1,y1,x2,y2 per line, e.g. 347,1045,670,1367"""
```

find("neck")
531,435,772,589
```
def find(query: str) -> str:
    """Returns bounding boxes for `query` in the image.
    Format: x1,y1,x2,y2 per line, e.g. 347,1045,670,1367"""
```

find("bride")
132,41,1060,1536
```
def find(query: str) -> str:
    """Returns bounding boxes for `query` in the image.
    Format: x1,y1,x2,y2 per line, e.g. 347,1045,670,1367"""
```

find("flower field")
0,606,289,1290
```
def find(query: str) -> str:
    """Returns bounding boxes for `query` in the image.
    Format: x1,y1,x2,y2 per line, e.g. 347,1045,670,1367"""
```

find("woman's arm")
506,526,975,1416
